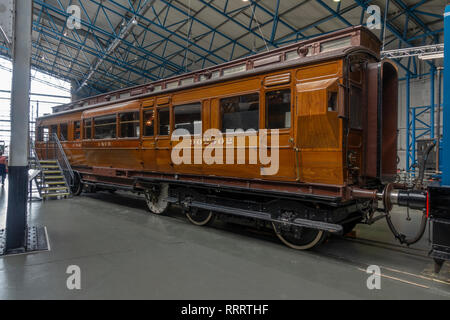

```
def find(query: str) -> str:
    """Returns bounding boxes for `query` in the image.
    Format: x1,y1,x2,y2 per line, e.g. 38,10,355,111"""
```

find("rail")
36,133,74,187
50,133,74,187
30,139,44,197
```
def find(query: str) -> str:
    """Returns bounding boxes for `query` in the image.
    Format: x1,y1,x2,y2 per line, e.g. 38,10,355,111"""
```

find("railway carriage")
36,26,416,250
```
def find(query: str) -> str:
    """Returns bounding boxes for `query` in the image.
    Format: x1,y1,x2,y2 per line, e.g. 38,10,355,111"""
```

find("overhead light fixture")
333,0,341,2
418,53,444,60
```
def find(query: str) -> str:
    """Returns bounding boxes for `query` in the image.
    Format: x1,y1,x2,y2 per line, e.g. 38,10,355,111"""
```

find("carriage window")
158,107,170,136
266,89,291,129
120,112,140,138
74,121,81,140
59,123,68,141
43,127,49,142
50,125,57,137
328,91,338,112
37,126,43,141
84,119,92,139
144,109,155,137
174,103,201,135
94,114,117,139
220,93,259,132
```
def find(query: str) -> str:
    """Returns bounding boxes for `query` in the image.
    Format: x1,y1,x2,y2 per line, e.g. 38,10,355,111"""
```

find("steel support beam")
5,0,32,253
443,5,450,185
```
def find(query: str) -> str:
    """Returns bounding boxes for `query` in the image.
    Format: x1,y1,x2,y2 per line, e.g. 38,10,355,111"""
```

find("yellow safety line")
357,267,430,289
380,266,450,286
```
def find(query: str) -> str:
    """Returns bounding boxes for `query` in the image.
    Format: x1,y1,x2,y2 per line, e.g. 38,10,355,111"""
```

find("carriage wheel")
71,174,83,196
144,183,169,214
186,208,215,226
272,223,326,250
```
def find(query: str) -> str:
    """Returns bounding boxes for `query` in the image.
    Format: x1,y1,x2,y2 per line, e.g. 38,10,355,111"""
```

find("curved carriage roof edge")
39,25,380,121
37,45,378,122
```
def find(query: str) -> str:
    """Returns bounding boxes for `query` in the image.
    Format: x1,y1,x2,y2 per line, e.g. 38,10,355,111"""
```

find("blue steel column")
406,71,411,171
443,5,450,185
430,67,435,139
412,107,416,175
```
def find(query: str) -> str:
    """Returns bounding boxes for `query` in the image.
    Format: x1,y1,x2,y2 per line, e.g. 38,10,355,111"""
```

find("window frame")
173,102,202,137
50,124,58,138
118,111,140,139
264,87,292,131
93,113,118,140
157,106,171,136
219,91,260,133
83,118,93,140
73,121,81,140
59,123,68,141
143,107,156,138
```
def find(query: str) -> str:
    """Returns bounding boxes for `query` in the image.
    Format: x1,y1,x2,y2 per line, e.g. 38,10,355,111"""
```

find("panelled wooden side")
295,61,344,185
36,59,348,190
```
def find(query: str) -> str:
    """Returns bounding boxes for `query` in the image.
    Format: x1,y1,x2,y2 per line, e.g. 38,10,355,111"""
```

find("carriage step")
45,181,66,185
43,170,62,174
42,193,70,198
41,165,59,169
44,175,64,179
42,187,68,191
39,160,58,164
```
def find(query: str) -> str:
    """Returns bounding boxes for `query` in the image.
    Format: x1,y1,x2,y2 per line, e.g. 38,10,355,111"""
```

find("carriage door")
295,78,343,185
155,97,172,173
172,100,204,175
263,73,295,179
141,98,156,171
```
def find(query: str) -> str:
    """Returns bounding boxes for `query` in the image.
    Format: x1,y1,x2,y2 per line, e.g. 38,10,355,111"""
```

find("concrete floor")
0,180,449,299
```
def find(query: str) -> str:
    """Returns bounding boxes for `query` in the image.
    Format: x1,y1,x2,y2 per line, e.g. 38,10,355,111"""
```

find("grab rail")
50,133,74,187
30,139,44,197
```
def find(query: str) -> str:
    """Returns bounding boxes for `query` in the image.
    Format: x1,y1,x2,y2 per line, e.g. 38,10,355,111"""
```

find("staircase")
37,160,70,199
30,134,73,200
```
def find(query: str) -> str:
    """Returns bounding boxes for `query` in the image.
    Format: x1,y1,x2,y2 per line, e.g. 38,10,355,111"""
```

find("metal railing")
35,133,74,187
29,139,44,198
51,133,74,187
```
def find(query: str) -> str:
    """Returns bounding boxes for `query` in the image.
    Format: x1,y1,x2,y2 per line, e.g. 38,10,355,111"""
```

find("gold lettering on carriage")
171,128,280,176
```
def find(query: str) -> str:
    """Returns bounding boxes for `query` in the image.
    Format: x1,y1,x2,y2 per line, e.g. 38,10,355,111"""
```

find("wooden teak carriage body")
35,26,399,249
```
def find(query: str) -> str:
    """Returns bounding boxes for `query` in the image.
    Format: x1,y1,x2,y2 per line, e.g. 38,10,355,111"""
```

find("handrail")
51,133,74,187
30,139,44,197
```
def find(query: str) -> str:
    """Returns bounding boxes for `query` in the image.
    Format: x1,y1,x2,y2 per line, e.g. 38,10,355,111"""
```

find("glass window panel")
321,37,352,53
181,77,194,85
94,114,116,139
144,109,155,137
174,103,201,135
166,81,179,89
74,121,81,140
223,64,246,76
285,50,299,61
328,92,338,112
50,125,57,138
220,93,259,132
59,123,68,141
43,127,49,142
266,90,291,129
84,119,92,139
158,108,170,136
120,112,140,138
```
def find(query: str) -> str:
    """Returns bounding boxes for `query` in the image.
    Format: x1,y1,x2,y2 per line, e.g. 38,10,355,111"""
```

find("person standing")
0,152,8,185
